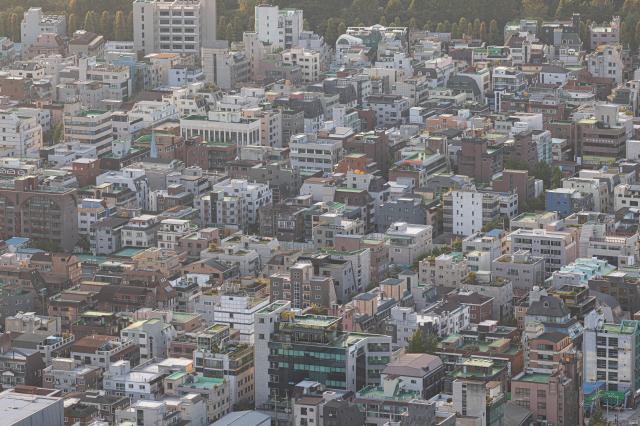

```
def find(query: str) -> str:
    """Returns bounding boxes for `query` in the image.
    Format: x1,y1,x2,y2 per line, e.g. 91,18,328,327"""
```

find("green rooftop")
113,247,147,258
601,321,639,335
516,372,551,384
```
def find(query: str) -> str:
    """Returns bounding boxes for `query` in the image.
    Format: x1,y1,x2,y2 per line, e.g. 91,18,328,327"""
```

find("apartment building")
419,252,468,287
121,215,161,248
583,311,640,401
510,227,578,277
133,0,217,55
289,132,345,173
63,110,113,157
120,318,177,362
587,43,624,84
0,109,43,157
0,176,79,251
211,179,272,225
385,222,432,266
492,250,545,290
21,7,66,47
254,4,303,50
157,219,192,250
282,48,321,83
269,261,337,309
254,301,392,408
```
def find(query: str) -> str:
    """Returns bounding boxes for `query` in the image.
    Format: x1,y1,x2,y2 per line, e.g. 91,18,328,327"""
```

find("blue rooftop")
5,237,29,246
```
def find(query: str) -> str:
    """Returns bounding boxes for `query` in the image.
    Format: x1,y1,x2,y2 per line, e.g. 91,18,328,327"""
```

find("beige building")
419,252,468,287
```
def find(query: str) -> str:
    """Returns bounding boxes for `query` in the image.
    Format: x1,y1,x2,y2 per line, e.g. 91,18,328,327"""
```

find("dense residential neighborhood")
2,0,640,425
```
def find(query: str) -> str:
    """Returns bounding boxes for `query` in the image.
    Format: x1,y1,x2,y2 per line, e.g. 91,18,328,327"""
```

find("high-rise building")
254,301,392,409
133,0,217,55
254,5,303,50
0,176,79,251
583,311,640,402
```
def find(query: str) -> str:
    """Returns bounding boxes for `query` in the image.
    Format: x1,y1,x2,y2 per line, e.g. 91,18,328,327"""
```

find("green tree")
52,122,64,145
68,13,78,34
522,0,548,18
113,11,126,41
479,21,487,41
384,0,403,22
406,329,439,354
83,10,97,32
555,0,572,18
99,11,112,40
436,22,445,32
489,19,500,44
9,13,19,41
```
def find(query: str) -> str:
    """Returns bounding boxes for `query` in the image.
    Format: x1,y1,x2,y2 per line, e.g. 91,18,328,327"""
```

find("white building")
97,168,150,210
201,43,250,90
180,110,262,148
211,179,272,225
157,219,192,250
194,294,270,343
21,7,66,47
63,109,113,157
254,4,303,50
386,222,433,266
120,317,177,362
121,215,160,248
289,133,344,172
583,310,640,396
587,44,624,84
0,109,43,157
282,48,321,83
133,0,217,55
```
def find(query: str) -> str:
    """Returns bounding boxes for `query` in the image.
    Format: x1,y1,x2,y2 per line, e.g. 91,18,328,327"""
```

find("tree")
52,122,64,145
406,329,439,354
113,11,126,41
83,10,97,32
522,0,549,18
479,21,487,41
68,13,79,35
489,19,500,44
384,0,403,22
68,0,78,14
555,0,572,18
9,13,19,41
99,11,112,40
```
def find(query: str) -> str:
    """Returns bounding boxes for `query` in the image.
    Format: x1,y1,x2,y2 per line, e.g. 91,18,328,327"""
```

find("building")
201,44,250,90
363,95,410,127
181,111,262,149
20,7,66,47
491,250,545,290
157,219,193,250
269,261,337,310
0,109,43,157
254,301,392,409
509,227,578,277
443,188,514,237
385,222,432,266
458,138,503,184
589,17,620,49
419,252,468,287
121,215,160,248
120,318,177,362
451,358,507,425
289,132,345,173
587,44,623,84
0,176,79,251
133,0,217,55
380,353,444,400
63,109,113,157
254,4,303,50
0,388,64,426
194,293,269,343
583,311,640,405
282,48,321,83
375,197,427,233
